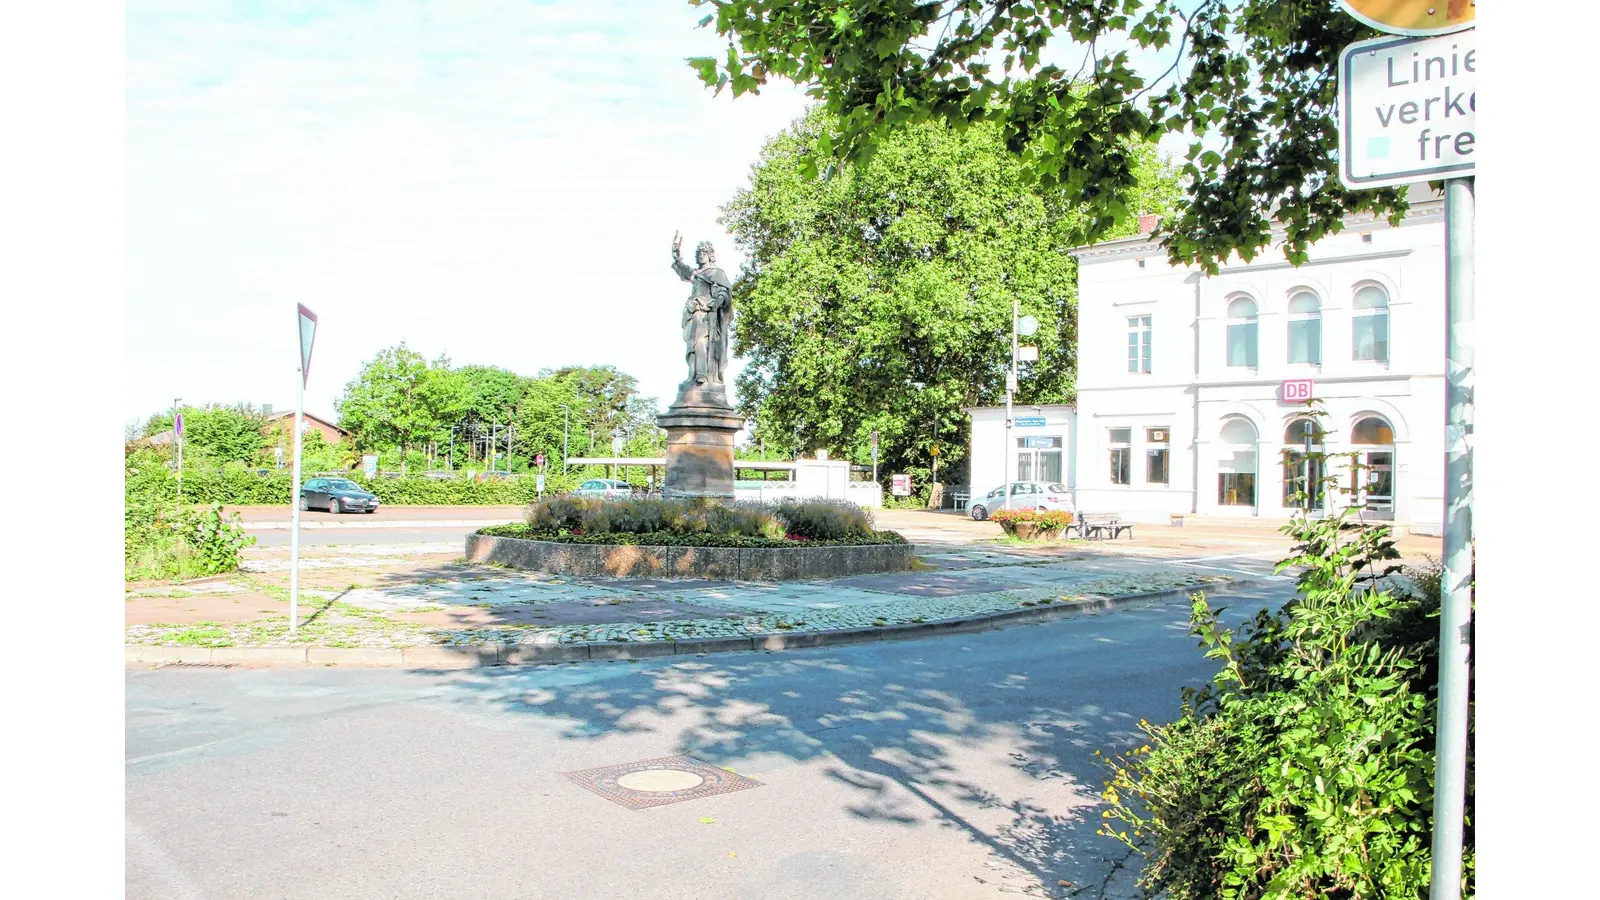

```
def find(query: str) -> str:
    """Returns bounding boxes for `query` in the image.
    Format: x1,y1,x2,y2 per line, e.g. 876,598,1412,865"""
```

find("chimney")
1137,214,1161,235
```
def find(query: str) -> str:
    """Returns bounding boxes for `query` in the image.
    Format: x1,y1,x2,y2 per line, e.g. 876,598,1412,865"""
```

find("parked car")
572,478,634,500
300,477,381,514
966,482,1072,521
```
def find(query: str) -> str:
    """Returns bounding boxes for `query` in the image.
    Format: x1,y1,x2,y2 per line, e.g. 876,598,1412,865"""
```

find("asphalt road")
249,525,482,548
126,583,1287,900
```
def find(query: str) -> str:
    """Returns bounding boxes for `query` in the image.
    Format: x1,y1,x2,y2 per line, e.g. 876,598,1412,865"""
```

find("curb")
126,578,1263,670
242,519,518,531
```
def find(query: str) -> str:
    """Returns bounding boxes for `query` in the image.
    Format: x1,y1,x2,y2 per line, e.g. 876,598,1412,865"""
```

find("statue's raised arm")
671,231,693,281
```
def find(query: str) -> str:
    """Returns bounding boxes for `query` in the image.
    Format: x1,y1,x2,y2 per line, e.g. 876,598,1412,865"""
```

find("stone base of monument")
657,386,744,500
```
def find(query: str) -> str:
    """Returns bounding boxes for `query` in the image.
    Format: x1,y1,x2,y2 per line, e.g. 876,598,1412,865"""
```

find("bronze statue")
671,232,733,388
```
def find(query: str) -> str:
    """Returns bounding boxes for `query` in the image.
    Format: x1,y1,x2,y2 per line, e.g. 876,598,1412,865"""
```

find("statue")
671,232,733,390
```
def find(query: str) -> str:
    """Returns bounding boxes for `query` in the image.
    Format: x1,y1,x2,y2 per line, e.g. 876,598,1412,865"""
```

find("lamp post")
559,405,571,472
611,426,625,482
171,397,183,510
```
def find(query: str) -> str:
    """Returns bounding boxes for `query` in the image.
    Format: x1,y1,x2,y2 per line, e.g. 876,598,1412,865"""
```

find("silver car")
572,478,634,500
967,482,1073,521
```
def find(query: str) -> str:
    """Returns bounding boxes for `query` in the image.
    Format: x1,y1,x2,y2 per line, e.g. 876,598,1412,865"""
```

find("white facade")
1069,194,1447,533
965,404,1078,497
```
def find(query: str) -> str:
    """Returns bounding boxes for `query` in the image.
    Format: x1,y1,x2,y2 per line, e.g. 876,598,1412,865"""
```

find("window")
1217,418,1257,506
1127,315,1151,373
1287,290,1322,365
1226,297,1258,367
1353,284,1390,362
1350,415,1396,518
1016,435,1064,483
1145,426,1170,485
1281,418,1326,509
1108,427,1132,485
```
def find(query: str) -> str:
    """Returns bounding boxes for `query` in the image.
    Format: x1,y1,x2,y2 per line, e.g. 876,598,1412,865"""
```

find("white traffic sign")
297,303,318,386
1339,30,1474,190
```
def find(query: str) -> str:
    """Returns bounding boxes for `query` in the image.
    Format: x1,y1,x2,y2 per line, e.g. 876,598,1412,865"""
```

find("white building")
1070,193,1447,534
965,189,1447,534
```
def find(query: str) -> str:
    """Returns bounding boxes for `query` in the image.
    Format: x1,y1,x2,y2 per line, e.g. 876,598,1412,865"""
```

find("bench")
1078,513,1134,541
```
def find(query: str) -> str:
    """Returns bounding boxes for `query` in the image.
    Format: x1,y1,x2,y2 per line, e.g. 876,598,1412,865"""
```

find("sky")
126,0,814,425
126,0,1195,428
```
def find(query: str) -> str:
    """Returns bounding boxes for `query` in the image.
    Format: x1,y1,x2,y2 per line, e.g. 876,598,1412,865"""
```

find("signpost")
1337,7,1473,896
870,430,879,483
363,455,378,480
173,409,184,506
1013,415,1047,428
1338,29,1475,190
289,303,318,635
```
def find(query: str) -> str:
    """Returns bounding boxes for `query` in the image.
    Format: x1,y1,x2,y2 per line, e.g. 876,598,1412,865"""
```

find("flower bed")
989,508,1076,541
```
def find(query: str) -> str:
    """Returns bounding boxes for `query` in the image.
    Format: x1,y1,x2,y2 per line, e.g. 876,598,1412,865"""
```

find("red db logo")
1281,379,1315,403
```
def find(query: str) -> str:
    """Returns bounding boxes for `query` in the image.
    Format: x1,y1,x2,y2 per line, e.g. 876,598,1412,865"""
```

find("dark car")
300,477,380,514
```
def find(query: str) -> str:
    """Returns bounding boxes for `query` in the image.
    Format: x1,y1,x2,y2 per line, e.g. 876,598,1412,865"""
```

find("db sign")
1281,379,1315,403
891,474,911,497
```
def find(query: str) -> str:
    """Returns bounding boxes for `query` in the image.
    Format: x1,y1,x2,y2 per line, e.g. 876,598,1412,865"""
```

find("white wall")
966,404,1077,499
1073,195,1447,532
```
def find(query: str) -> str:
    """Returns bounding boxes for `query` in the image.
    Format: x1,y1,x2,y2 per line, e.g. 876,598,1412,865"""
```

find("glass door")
1016,436,1064,484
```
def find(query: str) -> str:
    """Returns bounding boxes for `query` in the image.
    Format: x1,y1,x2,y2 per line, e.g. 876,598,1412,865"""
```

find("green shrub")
125,501,255,582
773,499,875,540
989,508,1075,530
1097,501,1473,898
479,522,905,548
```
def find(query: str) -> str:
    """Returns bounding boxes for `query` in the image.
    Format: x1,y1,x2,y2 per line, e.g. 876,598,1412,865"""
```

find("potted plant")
991,508,1076,541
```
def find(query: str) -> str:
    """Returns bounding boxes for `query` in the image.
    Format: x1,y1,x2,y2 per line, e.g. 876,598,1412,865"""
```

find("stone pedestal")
657,384,743,500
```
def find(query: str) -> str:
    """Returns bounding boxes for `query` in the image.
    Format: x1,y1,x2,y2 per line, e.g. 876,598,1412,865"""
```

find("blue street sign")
1024,437,1055,448
1013,416,1047,428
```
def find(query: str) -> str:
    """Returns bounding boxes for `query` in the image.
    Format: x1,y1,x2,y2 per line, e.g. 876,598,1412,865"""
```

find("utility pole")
559,405,571,472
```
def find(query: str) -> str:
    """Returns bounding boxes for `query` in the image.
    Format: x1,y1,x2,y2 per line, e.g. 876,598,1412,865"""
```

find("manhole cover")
563,755,761,809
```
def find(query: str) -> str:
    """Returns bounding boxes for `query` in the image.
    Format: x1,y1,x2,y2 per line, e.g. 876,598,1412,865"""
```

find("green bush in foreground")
1097,505,1473,898
125,502,255,582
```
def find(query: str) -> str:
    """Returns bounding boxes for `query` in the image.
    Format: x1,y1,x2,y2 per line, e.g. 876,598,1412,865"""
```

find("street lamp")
611,426,625,481
172,397,183,510
558,404,571,472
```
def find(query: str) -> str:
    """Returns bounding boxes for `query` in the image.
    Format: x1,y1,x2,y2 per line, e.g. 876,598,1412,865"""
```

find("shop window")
1146,426,1170,485
1108,427,1131,486
1217,417,1257,506
1281,418,1326,509
1353,284,1391,362
1226,297,1258,367
1350,415,1396,518
1287,290,1322,365
1127,315,1151,374
1016,435,1064,484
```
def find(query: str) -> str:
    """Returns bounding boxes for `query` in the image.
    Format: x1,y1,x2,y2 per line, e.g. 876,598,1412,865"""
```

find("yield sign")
297,304,318,386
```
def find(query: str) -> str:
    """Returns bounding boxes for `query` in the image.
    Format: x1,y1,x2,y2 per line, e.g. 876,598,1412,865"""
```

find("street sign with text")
891,474,911,497
1013,415,1047,428
1338,29,1475,190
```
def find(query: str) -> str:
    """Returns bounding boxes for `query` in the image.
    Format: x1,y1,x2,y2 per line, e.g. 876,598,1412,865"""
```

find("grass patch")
168,626,234,648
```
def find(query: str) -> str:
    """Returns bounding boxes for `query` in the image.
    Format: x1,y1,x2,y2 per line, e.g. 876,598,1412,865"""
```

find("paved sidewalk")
126,509,1434,665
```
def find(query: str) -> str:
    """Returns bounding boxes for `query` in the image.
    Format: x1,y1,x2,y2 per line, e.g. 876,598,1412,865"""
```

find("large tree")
690,0,1403,272
335,343,469,473
723,109,1175,486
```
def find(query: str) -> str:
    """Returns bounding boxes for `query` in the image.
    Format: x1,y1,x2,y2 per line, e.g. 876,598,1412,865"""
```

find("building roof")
1068,182,1447,263
264,410,347,435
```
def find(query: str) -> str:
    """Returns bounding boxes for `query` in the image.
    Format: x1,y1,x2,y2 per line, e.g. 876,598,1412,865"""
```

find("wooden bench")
1078,513,1134,541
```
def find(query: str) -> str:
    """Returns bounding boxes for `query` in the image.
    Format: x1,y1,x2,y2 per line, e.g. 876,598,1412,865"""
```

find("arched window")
1226,297,1258,368
1350,415,1396,518
1217,417,1257,507
1287,290,1322,365
1282,417,1326,509
1353,284,1390,362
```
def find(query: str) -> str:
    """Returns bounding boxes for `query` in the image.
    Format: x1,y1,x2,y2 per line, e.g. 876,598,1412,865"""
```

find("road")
126,582,1287,900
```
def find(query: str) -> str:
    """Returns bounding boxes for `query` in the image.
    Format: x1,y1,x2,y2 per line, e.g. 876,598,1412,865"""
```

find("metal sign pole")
288,366,305,634
1430,176,1474,900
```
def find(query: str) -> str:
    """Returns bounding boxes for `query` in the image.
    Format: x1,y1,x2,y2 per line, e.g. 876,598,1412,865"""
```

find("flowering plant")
990,508,1076,530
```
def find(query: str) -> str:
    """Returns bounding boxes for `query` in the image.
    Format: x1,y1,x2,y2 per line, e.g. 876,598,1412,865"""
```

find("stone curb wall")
126,578,1259,669
463,532,915,581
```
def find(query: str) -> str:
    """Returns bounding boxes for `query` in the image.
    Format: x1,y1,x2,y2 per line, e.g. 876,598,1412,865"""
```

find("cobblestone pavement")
125,529,1271,649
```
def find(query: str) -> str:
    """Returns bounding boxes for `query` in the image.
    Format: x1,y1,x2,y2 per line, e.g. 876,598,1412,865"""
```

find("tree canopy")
690,0,1403,272
722,109,1177,485
335,343,470,472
